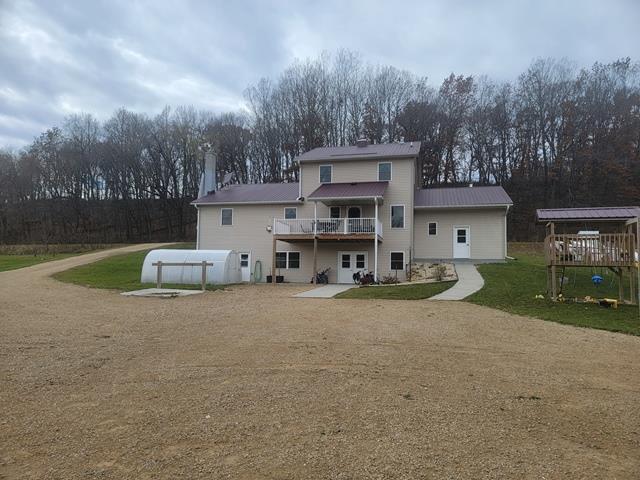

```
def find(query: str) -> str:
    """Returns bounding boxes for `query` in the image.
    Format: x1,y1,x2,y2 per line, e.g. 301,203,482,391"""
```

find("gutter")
192,200,304,206
414,204,513,210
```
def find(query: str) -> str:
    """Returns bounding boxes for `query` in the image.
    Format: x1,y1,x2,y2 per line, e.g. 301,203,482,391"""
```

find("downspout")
504,204,511,259
195,205,200,250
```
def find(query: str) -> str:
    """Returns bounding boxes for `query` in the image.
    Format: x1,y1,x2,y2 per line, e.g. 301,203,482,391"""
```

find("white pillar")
374,198,379,282
313,201,317,235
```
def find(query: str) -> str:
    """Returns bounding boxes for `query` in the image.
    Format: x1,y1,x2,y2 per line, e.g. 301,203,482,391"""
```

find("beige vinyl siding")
302,158,415,281
413,208,507,260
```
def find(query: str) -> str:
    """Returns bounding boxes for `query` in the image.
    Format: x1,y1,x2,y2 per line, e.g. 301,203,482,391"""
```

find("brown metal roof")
296,142,421,163
536,206,640,222
193,183,300,205
415,186,513,208
308,181,388,200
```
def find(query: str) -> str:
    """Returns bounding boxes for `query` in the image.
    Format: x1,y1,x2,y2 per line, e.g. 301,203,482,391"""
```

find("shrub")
380,275,399,284
434,264,447,281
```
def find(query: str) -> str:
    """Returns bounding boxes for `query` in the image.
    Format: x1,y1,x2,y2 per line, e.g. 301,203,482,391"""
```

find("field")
468,243,640,335
1,247,639,478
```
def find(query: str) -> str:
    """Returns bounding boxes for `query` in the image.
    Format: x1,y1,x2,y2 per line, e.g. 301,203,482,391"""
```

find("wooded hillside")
1,52,638,243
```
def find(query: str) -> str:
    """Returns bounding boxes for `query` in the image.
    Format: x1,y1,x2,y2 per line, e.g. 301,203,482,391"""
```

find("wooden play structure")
537,207,640,307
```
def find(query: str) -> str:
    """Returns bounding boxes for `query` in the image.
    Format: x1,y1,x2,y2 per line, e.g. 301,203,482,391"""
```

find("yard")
468,243,640,335
1,246,640,478
336,281,455,300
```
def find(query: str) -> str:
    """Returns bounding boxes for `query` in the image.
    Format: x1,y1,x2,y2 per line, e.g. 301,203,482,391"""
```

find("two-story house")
193,140,512,284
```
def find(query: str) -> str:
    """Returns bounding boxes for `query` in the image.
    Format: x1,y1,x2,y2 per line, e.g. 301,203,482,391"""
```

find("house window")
341,254,350,268
390,251,404,271
275,252,287,269
284,207,297,219
356,254,365,269
319,165,332,183
428,222,437,236
330,206,341,219
288,252,300,269
378,162,392,181
221,208,233,226
240,253,249,268
276,251,300,269
391,205,405,229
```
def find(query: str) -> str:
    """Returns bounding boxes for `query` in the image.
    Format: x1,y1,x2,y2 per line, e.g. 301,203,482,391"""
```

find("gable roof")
415,186,512,208
193,183,300,205
296,142,421,163
536,206,640,222
308,181,388,200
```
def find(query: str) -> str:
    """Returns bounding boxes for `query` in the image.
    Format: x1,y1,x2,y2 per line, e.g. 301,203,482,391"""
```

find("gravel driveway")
1,246,639,479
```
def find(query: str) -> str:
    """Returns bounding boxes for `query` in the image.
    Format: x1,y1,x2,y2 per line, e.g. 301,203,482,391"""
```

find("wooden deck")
544,233,637,267
274,233,382,242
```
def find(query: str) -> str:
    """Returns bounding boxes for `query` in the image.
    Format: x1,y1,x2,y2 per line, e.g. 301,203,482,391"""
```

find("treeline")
1,51,639,242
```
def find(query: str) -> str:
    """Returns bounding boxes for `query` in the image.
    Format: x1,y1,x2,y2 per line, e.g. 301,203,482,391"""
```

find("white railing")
273,218,382,237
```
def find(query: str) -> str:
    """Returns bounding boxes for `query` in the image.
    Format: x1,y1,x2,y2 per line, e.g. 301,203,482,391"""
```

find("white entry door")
453,226,470,258
239,252,251,282
337,251,368,283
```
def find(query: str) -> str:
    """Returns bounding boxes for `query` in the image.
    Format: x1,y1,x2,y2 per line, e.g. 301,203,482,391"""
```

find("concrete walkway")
429,263,484,300
294,284,354,298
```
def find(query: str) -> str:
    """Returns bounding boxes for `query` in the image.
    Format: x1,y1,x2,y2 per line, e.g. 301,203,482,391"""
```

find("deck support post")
374,198,379,282
313,236,318,285
271,236,277,285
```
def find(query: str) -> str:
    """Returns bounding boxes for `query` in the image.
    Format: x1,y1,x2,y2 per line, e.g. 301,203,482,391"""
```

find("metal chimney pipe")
198,150,217,197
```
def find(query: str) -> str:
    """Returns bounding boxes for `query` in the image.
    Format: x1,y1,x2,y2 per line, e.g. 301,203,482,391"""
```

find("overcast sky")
1,0,639,148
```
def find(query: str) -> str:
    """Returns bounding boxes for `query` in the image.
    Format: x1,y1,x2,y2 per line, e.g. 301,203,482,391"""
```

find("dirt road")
1,246,639,479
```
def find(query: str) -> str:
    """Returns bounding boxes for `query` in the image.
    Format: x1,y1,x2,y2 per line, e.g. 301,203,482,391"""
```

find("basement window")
276,251,300,269
390,251,404,271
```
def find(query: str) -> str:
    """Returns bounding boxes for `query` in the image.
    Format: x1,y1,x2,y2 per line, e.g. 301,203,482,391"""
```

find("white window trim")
284,206,297,219
319,164,332,184
390,251,405,271
377,161,392,182
428,221,438,236
276,251,301,269
220,207,233,226
390,204,405,229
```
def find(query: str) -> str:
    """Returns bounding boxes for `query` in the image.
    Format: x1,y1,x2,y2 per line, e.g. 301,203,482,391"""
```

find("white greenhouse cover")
140,249,241,285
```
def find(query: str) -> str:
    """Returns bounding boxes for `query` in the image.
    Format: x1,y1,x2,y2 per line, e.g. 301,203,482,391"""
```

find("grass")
53,243,226,292
0,244,116,272
336,281,456,300
468,244,640,336
0,253,78,272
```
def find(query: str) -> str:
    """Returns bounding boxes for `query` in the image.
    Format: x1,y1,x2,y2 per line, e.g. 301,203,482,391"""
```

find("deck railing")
544,233,637,267
273,218,383,237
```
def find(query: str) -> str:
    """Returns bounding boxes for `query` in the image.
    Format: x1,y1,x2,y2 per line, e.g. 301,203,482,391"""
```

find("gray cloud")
1,0,639,148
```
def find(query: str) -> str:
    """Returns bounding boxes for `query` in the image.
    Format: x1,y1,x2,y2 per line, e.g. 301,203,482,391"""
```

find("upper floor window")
378,162,392,181
428,222,437,236
221,208,233,226
319,165,332,183
391,205,405,229
284,207,297,219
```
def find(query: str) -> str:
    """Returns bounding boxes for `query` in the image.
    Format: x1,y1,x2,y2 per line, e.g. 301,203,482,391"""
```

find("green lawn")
53,243,226,292
0,253,77,272
336,281,456,300
468,245,640,335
